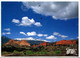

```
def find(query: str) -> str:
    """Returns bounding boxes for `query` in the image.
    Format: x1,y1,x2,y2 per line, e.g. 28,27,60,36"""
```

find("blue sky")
1,2,78,42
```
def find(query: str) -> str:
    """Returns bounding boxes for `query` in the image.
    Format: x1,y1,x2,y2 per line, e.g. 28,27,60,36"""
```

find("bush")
55,50,61,54
26,50,33,55
2,51,11,55
25,50,47,55
13,50,24,56
34,51,47,55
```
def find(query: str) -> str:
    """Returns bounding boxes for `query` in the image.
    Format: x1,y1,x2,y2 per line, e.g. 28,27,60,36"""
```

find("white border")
0,0,80,58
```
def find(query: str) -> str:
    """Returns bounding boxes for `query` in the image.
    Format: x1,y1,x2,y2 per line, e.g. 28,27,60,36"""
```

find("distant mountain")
1,36,11,44
27,40,44,45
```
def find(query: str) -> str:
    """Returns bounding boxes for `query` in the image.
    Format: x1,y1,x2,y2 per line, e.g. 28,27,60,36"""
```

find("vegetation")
13,50,24,56
2,43,78,56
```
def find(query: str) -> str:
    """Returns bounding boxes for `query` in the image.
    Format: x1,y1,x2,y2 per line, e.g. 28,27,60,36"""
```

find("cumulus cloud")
2,32,11,35
53,32,68,38
59,34,68,38
43,34,48,37
20,17,35,26
53,32,59,35
34,22,42,26
19,31,48,37
46,35,57,39
16,37,50,42
27,31,37,36
4,28,10,31
20,32,26,36
12,16,42,27
70,38,74,40
22,2,78,20
16,37,35,40
12,19,20,23
37,34,43,37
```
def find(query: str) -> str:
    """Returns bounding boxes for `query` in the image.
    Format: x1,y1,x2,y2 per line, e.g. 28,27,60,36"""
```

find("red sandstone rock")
56,40,76,45
32,42,49,47
5,39,16,45
5,39,30,46
39,42,49,46
32,45,36,47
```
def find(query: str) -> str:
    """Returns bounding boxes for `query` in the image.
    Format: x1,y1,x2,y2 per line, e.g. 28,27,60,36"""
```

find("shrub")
25,50,47,55
26,50,34,55
55,50,61,54
13,50,24,56
2,51,11,55
34,51,47,55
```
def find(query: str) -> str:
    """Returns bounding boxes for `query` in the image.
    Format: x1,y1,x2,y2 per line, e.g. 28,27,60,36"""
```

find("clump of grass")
2,51,11,55
47,51,56,55
13,50,24,56
34,51,47,55
25,50,47,55
26,50,34,55
55,50,61,54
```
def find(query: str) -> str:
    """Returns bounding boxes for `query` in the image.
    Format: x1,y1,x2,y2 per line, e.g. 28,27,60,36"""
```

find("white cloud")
16,37,50,42
70,38,74,40
59,35,68,38
34,22,42,26
27,31,37,36
53,32,68,38
2,32,6,35
2,32,11,35
37,34,43,37
19,31,48,37
43,34,48,37
16,37,35,40
53,32,59,35
20,32,26,36
22,2,78,20
40,39,50,42
20,17,35,26
6,32,11,34
12,16,42,27
12,19,20,23
46,35,57,39
23,37,35,40
4,28,10,31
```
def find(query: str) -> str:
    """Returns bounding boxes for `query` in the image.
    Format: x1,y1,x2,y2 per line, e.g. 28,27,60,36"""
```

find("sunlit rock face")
56,40,76,45
32,42,49,47
5,39,30,46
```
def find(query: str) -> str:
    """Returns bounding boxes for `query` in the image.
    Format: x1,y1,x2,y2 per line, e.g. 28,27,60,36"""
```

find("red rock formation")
56,40,76,45
39,42,49,46
32,42,49,47
32,45,36,47
5,39,30,46
17,40,30,46
73,41,76,44
5,39,16,45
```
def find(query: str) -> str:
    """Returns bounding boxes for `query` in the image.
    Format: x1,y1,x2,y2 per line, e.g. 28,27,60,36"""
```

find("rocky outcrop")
5,39,15,45
17,40,30,46
5,39,30,46
56,40,76,45
39,42,49,46
32,42,49,47
32,44,36,47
